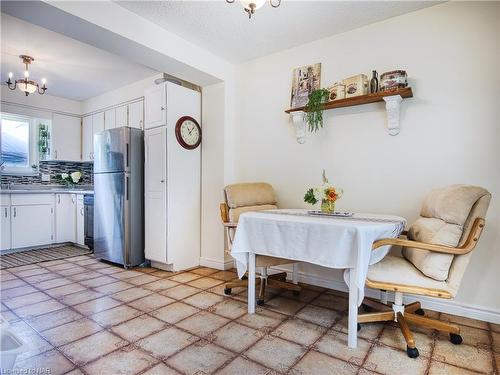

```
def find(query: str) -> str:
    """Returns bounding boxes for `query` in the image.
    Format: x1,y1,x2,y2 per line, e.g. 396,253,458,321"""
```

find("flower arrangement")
57,171,82,187
304,170,343,213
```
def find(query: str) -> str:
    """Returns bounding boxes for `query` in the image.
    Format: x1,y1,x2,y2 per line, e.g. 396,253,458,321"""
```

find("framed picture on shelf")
290,63,321,108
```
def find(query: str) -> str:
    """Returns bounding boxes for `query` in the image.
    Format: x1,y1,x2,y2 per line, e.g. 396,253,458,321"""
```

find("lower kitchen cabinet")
1,193,87,251
55,194,76,243
1,205,11,251
11,204,54,249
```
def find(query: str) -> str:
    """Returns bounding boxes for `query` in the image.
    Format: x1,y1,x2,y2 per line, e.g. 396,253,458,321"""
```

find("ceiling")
116,1,439,63
0,13,157,101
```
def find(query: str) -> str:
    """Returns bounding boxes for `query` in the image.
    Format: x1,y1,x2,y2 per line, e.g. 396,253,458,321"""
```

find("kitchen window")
0,112,49,175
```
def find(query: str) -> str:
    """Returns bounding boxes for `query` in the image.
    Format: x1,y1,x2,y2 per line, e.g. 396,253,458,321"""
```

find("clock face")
175,116,202,149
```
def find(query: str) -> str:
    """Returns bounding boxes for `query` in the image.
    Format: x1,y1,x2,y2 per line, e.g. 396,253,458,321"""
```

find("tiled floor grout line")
3,257,497,375
354,314,387,375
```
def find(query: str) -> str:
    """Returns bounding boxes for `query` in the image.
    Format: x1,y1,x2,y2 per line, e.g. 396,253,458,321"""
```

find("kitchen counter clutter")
0,188,92,251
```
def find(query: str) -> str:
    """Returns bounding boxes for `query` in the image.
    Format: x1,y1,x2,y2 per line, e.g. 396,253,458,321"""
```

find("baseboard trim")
199,257,234,271
272,266,500,324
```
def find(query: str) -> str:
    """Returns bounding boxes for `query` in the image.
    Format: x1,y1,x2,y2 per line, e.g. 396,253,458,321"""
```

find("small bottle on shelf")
370,70,379,94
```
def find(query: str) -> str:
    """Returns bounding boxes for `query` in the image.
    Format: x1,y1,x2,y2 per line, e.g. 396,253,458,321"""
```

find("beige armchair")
220,182,300,305
359,185,491,358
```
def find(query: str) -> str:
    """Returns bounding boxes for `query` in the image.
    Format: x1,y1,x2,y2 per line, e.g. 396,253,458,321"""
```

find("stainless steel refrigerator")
93,127,144,268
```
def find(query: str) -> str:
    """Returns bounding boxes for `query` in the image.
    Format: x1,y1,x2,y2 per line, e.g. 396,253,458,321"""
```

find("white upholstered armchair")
360,185,491,358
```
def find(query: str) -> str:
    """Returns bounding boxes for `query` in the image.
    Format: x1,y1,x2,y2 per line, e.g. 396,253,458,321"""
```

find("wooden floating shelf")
284,87,413,114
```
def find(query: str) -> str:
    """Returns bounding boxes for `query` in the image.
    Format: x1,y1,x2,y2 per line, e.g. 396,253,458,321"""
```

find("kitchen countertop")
0,186,94,195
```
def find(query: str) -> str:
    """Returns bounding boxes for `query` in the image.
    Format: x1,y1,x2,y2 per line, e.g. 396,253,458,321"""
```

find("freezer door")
93,172,129,266
93,127,131,173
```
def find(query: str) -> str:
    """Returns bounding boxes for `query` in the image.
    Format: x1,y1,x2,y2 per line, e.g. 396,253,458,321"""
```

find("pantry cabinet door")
52,113,81,161
144,84,166,129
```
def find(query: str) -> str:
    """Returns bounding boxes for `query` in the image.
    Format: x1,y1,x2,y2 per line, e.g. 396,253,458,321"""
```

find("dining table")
230,209,406,349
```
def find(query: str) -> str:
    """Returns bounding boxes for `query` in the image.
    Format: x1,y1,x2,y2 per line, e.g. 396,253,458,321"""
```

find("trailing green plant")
305,88,330,132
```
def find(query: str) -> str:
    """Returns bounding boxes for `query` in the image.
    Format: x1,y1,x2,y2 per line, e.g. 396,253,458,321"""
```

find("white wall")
233,2,500,319
1,85,82,117
200,83,228,268
81,73,162,114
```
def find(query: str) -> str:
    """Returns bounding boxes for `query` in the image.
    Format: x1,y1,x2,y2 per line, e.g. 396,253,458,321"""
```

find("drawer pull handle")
13,207,16,217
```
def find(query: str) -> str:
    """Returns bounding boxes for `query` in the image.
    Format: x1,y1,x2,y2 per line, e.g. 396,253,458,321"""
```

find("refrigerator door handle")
126,176,129,201
126,143,129,168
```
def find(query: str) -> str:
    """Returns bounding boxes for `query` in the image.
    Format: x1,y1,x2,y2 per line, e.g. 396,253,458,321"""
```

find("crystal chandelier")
5,55,47,96
226,0,281,19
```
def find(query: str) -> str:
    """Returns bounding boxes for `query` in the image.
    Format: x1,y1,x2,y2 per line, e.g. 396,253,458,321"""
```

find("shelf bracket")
383,95,403,136
290,111,306,144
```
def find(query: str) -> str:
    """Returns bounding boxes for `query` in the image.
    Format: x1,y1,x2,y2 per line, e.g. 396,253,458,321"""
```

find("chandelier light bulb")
8,72,13,79
42,78,47,85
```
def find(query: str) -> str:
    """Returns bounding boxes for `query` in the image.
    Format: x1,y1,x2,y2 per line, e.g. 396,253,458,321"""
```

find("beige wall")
233,2,500,319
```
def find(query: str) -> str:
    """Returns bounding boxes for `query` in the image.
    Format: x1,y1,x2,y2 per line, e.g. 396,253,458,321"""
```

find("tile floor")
1,255,498,375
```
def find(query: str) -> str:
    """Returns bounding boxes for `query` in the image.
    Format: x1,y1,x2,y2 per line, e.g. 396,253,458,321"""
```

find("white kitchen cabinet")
76,195,85,246
144,127,167,263
51,113,81,161
82,115,93,161
144,83,166,129
92,112,105,135
55,194,76,243
104,109,116,130
128,101,144,129
115,105,128,128
1,202,11,251
11,204,53,249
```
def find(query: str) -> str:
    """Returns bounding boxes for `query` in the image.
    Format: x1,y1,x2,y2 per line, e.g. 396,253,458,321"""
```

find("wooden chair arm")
220,203,229,223
372,218,485,256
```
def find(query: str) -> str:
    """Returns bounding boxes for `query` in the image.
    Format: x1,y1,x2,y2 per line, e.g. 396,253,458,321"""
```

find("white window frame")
0,112,44,176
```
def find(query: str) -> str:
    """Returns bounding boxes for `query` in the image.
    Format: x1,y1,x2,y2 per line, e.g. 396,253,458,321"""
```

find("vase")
321,199,335,213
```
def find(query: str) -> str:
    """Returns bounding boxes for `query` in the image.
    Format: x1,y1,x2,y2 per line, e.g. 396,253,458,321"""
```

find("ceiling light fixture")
5,55,47,96
226,0,281,19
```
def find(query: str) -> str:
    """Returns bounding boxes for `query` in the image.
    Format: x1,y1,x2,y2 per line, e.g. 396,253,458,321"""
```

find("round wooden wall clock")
175,116,202,150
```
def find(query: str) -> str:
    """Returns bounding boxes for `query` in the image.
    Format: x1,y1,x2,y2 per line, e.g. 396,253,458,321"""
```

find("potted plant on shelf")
305,88,330,132
304,170,343,213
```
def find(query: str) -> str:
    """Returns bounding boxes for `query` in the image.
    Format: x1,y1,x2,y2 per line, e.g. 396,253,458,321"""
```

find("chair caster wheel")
414,308,425,316
257,299,264,306
223,288,232,295
361,304,373,312
293,291,300,296
357,324,361,332
449,333,463,345
406,346,419,358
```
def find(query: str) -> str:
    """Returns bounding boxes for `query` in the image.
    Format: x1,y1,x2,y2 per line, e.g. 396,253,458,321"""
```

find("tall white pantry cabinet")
144,82,201,271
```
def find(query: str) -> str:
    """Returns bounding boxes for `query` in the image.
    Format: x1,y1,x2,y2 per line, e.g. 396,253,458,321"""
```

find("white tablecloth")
231,209,406,305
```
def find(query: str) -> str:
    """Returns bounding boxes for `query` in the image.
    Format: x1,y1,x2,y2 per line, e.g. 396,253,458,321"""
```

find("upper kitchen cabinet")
51,113,81,161
104,108,116,130
145,83,166,129
82,115,93,162
92,112,105,135
115,105,128,127
128,101,144,129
